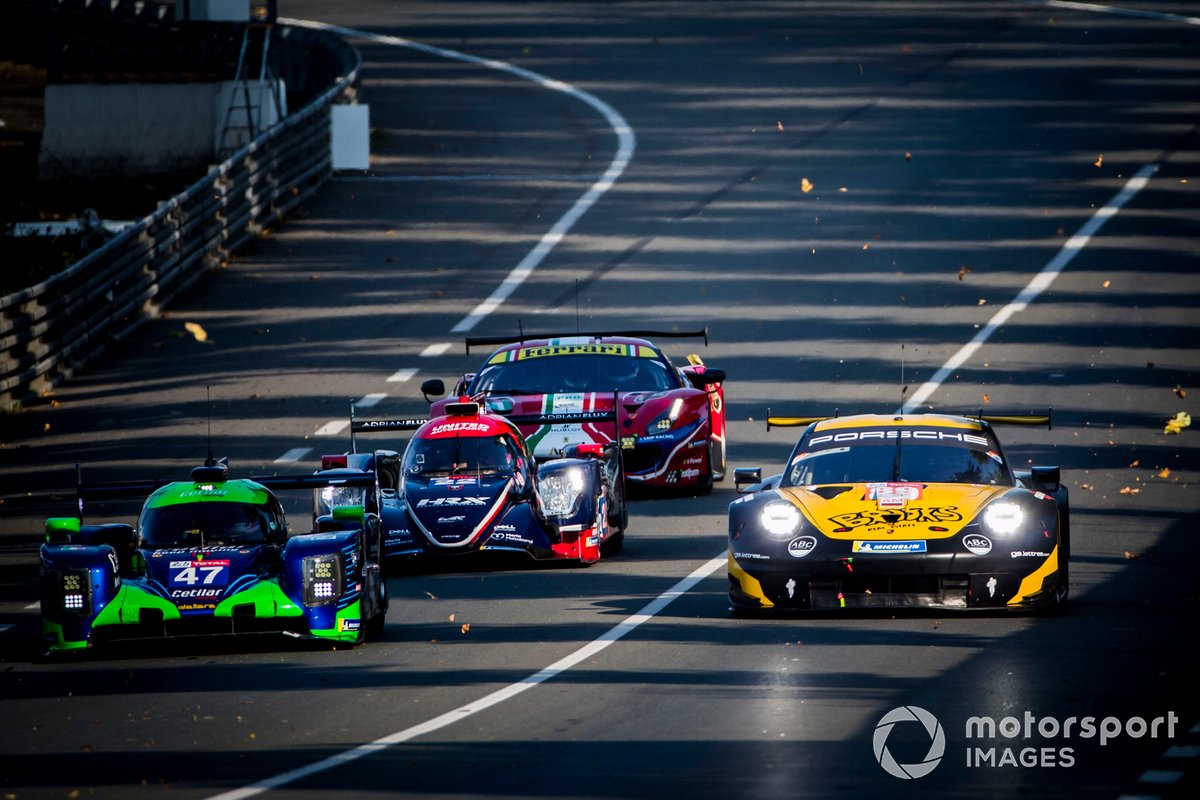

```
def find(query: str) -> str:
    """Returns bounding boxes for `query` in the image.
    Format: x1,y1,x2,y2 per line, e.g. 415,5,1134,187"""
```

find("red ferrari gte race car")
421,330,727,494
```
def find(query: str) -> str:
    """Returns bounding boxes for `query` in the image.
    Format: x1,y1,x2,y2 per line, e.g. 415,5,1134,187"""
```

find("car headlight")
983,501,1024,536
650,397,685,432
759,501,802,538
318,485,365,516
302,553,343,606
57,569,92,614
541,468,585,517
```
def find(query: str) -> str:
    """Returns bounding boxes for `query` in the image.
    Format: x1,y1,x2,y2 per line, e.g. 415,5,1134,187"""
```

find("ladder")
216,22,283,159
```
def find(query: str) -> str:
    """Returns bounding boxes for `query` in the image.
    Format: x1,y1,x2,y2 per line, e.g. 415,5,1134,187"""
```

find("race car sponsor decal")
963,534,993,555
429,421,492,436
829,506,963,530
169,559,230,587
866,482,924,508
987,576,998,597
171,588,224,600
339,618,361,632
152,546,248,556
432,477,479,488
681,468,701,479
787,536,818,558
808,429,991,448
416,497,488,507
734,551,770,560
437,516,466,525
1010,550,1051,558
176,603,217,611
490,531,534,545
490,343,657,363
852,540,928,554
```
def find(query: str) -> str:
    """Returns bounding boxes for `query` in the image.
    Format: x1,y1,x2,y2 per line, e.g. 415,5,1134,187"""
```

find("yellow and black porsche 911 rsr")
727,413,1069,614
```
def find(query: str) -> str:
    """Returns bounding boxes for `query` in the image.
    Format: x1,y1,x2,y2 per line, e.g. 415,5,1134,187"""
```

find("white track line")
273,448,311,464
207,554,725,800
1024,0,1200,25
901,164,1156,413
282,18,636,335
334,174,601,183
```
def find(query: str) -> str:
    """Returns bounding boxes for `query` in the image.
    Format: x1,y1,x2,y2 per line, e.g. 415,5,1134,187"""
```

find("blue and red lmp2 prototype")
728,411,1069,613
39,463,388,653
315,399,626,565
420,329,727,494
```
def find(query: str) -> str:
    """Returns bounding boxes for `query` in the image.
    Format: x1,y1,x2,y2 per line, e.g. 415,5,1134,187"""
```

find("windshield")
140,502,274,548
468,353,679,395
783,428,1011,487
404,435,514,479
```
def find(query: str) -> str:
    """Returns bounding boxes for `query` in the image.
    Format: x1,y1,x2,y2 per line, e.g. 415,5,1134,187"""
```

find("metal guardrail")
0,25,361,408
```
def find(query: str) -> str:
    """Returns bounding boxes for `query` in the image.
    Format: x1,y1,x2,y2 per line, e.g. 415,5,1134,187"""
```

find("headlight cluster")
541,468,585,517
983,501,1024,535
318,485,366,516
58,570,91,614
302,553,343,606
759,501,803,538
651,398,685,432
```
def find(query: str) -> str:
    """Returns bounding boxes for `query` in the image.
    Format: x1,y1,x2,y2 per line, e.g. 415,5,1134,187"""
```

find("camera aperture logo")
873,706,946,779
873,707,1180,778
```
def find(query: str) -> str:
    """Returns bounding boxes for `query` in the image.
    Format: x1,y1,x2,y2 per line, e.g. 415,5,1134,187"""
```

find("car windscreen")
468,353,679,395
783,427,1011,487
404,435,514,479
140,501,271,548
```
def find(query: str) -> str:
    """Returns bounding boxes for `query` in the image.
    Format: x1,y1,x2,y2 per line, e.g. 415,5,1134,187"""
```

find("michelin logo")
852,540,928,554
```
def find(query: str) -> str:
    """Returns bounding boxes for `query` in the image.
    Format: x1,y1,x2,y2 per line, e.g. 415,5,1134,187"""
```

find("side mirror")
1030,466,1061,490
734,467,762,494
685,367,726,390
420,378,446,402
45,517,81,544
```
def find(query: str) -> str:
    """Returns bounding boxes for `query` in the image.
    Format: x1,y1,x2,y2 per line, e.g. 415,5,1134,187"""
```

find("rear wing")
765,408,1053,430
464,327,708,353
72,464,376,522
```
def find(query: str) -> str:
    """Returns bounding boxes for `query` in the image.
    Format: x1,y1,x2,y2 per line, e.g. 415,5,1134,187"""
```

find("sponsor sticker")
416,497,488,507
1010,550,1051,558
339,619,361,632
852,540,928,554
787,536,818,558
867,482,924,507
963,534,993,555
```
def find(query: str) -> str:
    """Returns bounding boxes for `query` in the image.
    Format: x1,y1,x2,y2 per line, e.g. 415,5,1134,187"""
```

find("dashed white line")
902,164,1156,412
1138,769,1185,784
274,448,312,464
206,554,724,800
386,368,418,384
419,343,452,358
356,393,386,409
313,420,350,437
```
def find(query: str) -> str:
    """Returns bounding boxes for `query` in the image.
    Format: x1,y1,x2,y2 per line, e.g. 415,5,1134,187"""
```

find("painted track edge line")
205,554,725,800
281,18,636,335
901,164,1157,413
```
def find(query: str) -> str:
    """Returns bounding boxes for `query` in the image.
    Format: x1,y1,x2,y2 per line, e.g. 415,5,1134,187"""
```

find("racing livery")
728,412,1069,613
421,329,727,493
316,400,625,565
39,463,388,653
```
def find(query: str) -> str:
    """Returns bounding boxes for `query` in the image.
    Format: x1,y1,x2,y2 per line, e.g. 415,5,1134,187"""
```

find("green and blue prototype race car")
39,461,387,653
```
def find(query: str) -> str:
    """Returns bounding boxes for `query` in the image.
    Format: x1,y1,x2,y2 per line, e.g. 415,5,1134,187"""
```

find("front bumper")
728,545,1063,612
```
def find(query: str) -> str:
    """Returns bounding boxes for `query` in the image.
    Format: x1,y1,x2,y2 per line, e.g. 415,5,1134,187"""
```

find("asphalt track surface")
2,1,1199,798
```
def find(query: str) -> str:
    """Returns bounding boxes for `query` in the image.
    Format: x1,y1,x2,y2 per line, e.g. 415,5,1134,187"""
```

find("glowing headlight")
318,485,365,516
541,468,585,517
652,398,685,431
302,553,343,606
984,501,1024,535
759,502,802,538
58,570,91,614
